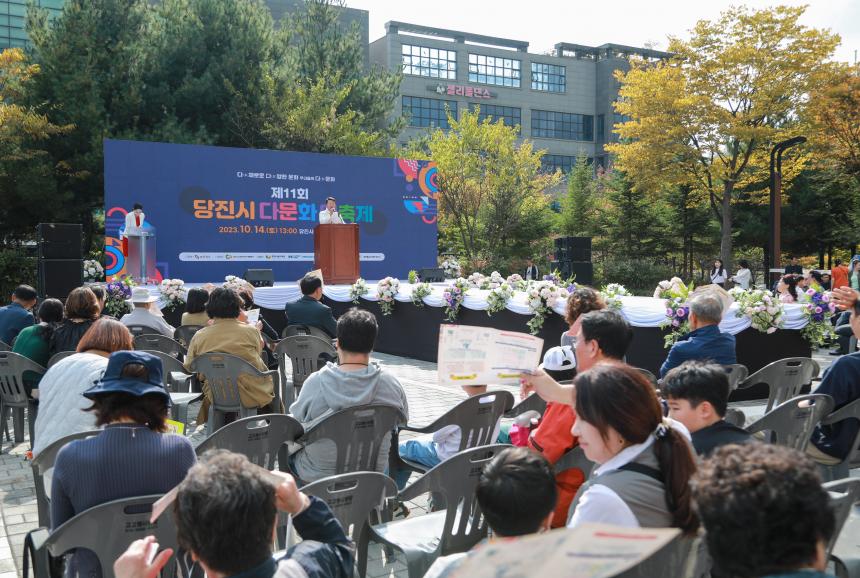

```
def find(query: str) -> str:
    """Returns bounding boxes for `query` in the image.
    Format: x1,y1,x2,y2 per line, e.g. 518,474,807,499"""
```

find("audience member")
561,286,606,347
691,443,836,578
49,287,101,355
289,307,408,483
12,298,63,368
710,259,727,288
0,284,37,345
114,450,353,578
284,273,337,338
51,351,196,578
730,259,752,289
424,447,557,578
394,385,490,489
120,287,175,337
89,285,107,316
851,257,860,291
181,287,210,326
521,364,698,531
659,292,736,377
808,286,860,465
185,287,275,424
32,318,133,456
532,307,631,528
238,285,279,343
832,259,849,290
524,258,540,282
784,256,803,275
662,361,751,455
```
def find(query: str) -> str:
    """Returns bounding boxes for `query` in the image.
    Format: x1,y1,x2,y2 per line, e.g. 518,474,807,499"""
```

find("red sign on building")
433,84,494,99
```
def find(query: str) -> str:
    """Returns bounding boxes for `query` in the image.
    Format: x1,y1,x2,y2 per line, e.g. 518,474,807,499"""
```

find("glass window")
401,43,457,80
471,103,521,127
597,115,605,140
468,53,521,88
541,155,594,174
531,110,594,141
402,96,457,129
531,62,566,92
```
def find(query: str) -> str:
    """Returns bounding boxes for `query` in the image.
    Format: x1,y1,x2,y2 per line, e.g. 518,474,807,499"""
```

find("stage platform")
140,280,814,401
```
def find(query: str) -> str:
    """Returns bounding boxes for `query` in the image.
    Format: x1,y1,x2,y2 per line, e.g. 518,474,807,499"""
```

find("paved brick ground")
0,349,850,578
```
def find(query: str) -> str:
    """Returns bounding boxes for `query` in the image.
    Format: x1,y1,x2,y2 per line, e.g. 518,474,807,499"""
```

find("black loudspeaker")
570,262,594,285
417,268,445,282
38,259,83,300
550,261,572,278
243,269,274,287
37,223,82,260
567,237,592,262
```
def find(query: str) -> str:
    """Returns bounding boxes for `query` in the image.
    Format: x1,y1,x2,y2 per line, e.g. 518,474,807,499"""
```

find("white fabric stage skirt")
140,281,811,335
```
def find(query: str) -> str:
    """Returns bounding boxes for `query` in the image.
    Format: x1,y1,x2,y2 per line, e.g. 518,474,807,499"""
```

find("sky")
345,0,859,64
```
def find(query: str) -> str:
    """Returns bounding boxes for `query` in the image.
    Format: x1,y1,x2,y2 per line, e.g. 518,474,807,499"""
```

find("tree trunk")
720,183,734,274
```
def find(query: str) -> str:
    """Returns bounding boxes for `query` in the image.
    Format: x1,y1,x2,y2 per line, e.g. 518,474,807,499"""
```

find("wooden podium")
314,224,360,284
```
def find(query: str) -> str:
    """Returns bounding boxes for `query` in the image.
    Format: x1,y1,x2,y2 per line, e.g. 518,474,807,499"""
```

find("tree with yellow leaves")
608,5,839,271
809,64,860,185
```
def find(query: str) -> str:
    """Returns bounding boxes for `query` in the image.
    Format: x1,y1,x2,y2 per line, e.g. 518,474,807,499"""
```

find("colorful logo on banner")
397,158,439,225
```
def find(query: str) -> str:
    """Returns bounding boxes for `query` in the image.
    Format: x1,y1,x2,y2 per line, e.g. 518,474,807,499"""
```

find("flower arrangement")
800,288,837,348
223,275,251,293
486,282,514,316
159,279,187,312
411,282,432,307
525,281,565,335
600,283,632,311
730,288,784,335
376,277,400,316
486,271,506,290
442,278,470,322
83,259,104,283
104,276,134,318
408,270,418,284
506,273,527,291
655,278,695,348
441,258,461,279
467,271,486,289
349,278,369,304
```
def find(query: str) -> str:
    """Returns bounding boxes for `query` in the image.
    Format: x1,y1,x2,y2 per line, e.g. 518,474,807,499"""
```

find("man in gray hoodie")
289,307,409,483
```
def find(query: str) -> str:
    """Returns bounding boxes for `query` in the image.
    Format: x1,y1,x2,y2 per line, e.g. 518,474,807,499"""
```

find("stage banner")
104,139,439,283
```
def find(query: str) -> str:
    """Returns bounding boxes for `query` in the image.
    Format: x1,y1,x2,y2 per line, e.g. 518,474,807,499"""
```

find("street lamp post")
767,136,806,284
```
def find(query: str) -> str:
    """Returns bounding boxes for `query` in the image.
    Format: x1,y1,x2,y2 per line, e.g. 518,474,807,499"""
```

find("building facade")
0,0,62,49
371,21,669,172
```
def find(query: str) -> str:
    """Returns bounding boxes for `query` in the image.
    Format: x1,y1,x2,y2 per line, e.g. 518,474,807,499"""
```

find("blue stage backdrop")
104,139,439,283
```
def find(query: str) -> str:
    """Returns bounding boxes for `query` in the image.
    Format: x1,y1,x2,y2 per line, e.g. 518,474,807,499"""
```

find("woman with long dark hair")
521,363,698,533
710,259,727,288
181,287,210,327
12,298,64,367
777,274,799,303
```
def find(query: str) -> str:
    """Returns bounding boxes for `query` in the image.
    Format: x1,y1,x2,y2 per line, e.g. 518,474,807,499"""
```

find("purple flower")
666,308,674,316
676,308,686,318
806,288,816,296
814,306,822,314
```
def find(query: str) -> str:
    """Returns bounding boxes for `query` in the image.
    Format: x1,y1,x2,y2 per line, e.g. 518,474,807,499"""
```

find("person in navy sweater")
0,284,36,345
660,293,737,378
51,351,196,578
114,450,353,578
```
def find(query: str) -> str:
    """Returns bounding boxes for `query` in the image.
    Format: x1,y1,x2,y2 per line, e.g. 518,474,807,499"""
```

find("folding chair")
369,445,510,578
0,351,45,447
723,363,749,391
134,334,186,360
504,392,547,419
554,445,596,480
0,340,10,351
26,495,183,578
293,404,405,481
125,324,165,337
174,325,204,348
817,398,860,482
745,393,834,451
31,430,101,527
273,335,337,407
736,357,819,412
282,324,333,340
282,472,397,577
196,413,303,470
393,391,514,475
187,352,278,435
826,478,860,578
46,351,76,368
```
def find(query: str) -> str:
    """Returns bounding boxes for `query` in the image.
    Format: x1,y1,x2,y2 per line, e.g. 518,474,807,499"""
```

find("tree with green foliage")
559,154,594,237
426,109,560,271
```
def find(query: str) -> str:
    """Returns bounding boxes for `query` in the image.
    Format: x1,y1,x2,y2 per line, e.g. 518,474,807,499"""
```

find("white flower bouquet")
732,288,784,334
440,258,461,279
486,282,514,315
600,283,632,311
506,273,527,291
159,278,187,311
411,282,432,307
376,277,400,316
83,259,104,283
467,271,486,289
349,278,369,304
525,281,564,335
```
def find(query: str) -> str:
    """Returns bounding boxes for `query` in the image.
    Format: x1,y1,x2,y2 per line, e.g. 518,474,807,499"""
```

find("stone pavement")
0,349,846,578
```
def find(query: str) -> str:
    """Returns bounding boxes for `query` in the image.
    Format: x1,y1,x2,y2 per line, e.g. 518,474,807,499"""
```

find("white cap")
542,345,576,372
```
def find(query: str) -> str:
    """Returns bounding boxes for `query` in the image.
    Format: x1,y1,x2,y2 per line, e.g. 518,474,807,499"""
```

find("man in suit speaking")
285,273,338,338
318,197,345,224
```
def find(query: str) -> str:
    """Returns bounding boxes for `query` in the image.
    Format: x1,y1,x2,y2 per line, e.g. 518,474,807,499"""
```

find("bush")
596,259,675,295
0,249,37,298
